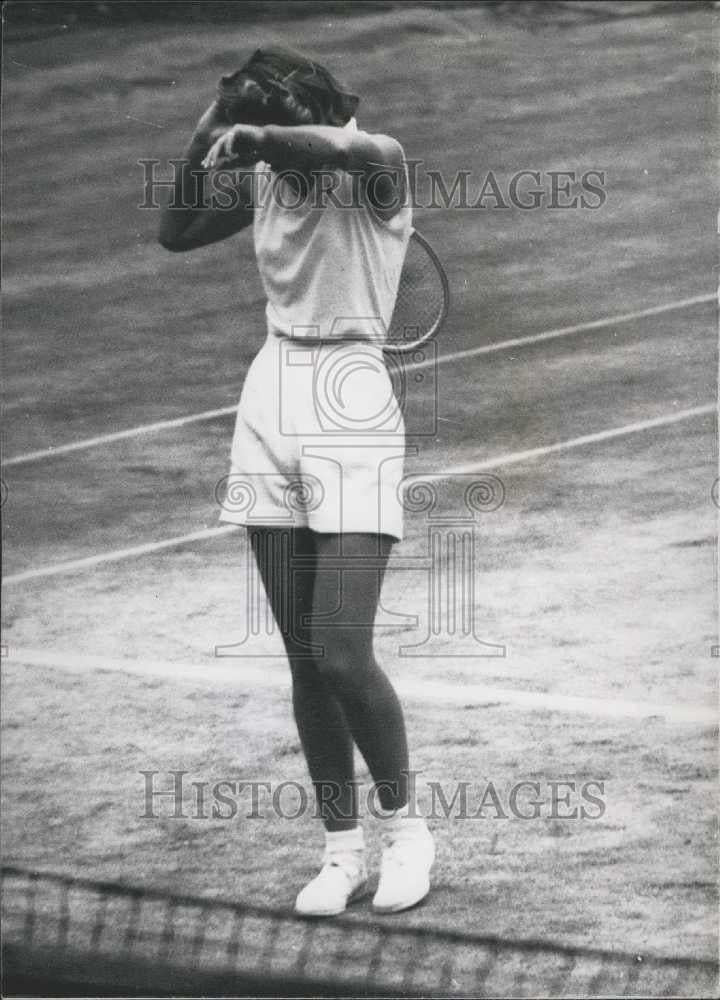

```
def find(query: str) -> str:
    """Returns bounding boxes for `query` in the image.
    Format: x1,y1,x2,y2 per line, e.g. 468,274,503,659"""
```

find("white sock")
324,826,365,855
377,802,428,835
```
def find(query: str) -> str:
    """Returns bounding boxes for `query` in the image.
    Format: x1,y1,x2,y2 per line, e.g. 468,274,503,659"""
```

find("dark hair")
217,46,359,127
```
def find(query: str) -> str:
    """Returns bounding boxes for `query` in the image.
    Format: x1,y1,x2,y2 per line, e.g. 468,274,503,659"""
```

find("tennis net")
2,865,717,997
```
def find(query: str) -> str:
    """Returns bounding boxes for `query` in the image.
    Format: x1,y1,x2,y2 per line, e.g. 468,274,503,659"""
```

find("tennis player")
158,47,434,916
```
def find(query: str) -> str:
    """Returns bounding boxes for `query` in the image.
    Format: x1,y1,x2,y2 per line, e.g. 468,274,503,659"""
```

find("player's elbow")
333,130,354,166
158,233,188,253
158,212,192,252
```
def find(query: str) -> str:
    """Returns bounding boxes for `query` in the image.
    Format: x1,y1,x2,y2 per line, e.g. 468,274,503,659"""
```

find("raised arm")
158,102,254,253
203,123,407,221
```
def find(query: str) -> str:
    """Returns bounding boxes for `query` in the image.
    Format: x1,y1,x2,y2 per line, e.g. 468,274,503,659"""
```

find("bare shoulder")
350,130,405,173
347,130,407,221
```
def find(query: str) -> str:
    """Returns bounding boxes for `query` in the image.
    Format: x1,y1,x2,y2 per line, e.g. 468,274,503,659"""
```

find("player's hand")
189,100,232,152
202,124,265,170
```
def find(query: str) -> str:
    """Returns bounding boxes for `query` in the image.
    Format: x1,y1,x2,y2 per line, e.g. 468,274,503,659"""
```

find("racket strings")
387,233,448,349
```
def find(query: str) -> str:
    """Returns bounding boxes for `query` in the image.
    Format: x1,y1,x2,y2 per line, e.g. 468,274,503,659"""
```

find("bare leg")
249,527,358,831
309,532,409,811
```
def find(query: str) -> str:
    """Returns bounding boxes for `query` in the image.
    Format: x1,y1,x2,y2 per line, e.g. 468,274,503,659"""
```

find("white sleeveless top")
252,126,412,344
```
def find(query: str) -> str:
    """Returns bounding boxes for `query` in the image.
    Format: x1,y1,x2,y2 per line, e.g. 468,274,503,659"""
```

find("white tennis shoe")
295,850,368,917
373,818,435,913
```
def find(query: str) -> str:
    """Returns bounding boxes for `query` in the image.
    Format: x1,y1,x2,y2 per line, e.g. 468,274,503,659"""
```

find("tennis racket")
385,229,450,353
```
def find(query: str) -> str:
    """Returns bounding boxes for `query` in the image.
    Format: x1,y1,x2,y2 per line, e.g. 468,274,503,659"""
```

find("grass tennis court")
2,1,717,994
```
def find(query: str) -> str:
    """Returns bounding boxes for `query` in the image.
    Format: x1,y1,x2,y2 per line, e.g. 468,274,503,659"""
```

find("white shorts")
218,331,406,539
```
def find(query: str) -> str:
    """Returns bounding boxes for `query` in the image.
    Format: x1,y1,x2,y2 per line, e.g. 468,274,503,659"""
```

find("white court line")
3,646,716,725
3,292,714,468
2,406,238,468
3,526,240,586
3,403,714,587
414,404,717,480
404,292,715,373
